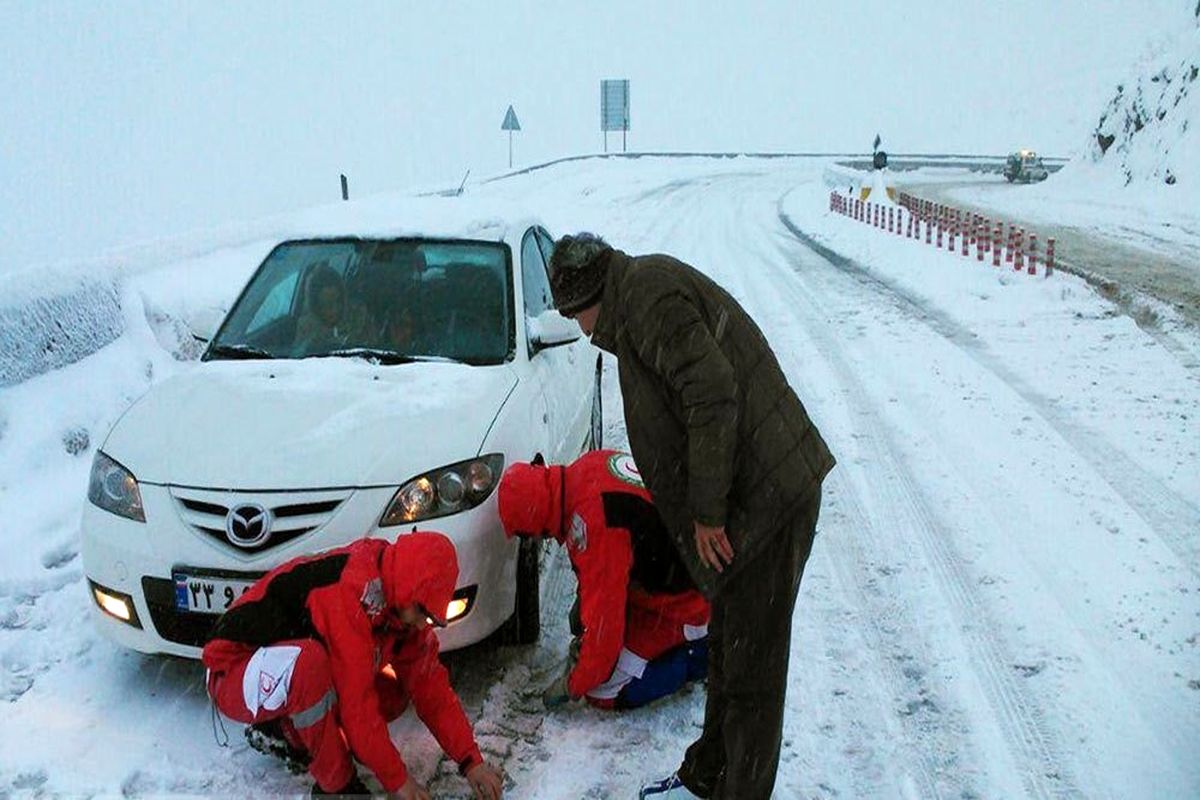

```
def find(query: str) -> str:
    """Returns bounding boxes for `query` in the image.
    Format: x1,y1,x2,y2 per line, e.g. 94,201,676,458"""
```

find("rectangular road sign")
601,79,629,132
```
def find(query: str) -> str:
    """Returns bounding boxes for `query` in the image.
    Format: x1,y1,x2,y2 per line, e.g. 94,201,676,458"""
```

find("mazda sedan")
81,212,600,657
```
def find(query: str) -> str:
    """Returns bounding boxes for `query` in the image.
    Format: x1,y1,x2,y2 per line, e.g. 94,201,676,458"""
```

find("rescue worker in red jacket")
202,532,504,800
498,450,710,710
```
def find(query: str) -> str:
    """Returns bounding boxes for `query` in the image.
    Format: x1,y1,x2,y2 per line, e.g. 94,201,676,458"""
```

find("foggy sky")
0,0,1186,273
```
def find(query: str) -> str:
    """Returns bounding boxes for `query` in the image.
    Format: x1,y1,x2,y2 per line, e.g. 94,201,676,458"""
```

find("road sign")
601,79,629,153
501,105,521,168
502,105,521,131
601,80,629,132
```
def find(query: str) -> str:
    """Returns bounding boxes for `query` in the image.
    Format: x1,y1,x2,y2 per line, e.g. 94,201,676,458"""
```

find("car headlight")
381,454,505,526
87,451,146,522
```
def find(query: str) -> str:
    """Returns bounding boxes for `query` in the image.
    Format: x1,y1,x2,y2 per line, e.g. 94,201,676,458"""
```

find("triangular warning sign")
501,105,521,131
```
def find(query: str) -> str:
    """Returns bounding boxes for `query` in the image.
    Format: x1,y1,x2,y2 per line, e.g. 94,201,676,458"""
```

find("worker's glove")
541,672,572,710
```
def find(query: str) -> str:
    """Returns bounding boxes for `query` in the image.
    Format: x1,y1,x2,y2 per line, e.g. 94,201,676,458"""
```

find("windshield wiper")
319,348,460,365
206,343,276,360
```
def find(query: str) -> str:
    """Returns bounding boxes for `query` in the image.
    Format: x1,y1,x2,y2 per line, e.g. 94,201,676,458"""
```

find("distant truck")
1004,150,1049,183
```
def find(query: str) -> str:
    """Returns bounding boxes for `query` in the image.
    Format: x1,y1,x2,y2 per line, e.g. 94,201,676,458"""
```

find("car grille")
170,487,352,554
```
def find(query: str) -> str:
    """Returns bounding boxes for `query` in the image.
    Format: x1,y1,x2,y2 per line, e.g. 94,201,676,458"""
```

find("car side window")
521,229,553,317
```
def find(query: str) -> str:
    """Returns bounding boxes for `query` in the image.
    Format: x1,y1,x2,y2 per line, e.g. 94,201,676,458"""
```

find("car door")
534,226,594,453
520,227,582,462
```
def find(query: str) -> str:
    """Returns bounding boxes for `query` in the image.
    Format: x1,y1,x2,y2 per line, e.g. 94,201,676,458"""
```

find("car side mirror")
184,306,227,344
527,309,581,351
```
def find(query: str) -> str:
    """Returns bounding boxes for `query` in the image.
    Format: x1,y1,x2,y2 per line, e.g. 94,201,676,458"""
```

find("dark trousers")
677,491,821,799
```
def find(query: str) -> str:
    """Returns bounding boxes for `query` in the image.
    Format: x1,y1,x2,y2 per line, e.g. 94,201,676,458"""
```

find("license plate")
173,571,257,615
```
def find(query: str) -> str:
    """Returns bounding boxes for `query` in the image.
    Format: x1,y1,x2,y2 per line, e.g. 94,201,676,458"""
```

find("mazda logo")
225,503,272,548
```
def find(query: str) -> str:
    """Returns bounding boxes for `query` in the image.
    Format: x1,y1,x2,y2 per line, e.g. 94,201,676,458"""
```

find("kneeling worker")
202,532,504,800
499,450,709,710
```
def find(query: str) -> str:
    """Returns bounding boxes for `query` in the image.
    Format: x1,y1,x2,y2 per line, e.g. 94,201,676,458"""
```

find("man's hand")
466,762,505,800
391,776,431,800
541,671,572,709
694,522,734,572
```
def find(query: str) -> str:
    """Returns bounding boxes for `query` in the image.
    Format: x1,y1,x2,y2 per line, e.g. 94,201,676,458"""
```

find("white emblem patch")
567,512,588,553
607,453,645,488
242,644,301,717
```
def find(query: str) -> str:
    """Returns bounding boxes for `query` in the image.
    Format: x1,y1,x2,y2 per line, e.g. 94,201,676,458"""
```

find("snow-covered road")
1,158,1196,799
904,177,1200,330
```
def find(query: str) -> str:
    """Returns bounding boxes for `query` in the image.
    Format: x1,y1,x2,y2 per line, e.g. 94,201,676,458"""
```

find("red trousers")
206,638,408,791
625,588,710,661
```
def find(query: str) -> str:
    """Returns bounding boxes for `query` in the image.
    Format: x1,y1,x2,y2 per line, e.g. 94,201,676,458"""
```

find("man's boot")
245,718,311,774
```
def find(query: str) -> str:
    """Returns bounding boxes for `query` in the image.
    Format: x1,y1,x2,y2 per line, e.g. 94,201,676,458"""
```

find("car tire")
586,354,603,451
500,536,541,645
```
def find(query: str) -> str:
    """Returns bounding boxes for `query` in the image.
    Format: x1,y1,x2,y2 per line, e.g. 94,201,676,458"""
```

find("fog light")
446,598,469,621
445,586,477,625
88,580,142,628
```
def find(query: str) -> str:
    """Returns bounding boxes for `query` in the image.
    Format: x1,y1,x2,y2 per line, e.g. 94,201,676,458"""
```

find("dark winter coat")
588,249,835,597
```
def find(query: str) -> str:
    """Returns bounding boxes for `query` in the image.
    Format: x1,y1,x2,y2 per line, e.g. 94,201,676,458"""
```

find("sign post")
600,79,630,153
501,105,521,168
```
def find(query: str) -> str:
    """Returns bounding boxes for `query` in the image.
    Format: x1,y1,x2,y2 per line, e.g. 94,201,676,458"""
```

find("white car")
81,212,600,657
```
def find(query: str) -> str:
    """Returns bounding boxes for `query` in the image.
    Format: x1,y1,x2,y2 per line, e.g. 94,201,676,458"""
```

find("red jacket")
202,534,480,792
499,450,707,698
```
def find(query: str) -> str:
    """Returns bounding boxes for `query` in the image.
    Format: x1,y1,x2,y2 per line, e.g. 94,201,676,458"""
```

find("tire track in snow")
691,178,979,798
757,195,1084,799
640,166,1083,797
628,170,985,798
776,198,1200,580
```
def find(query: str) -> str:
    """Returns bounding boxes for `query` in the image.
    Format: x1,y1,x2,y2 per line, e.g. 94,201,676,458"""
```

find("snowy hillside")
1084,5,1200,190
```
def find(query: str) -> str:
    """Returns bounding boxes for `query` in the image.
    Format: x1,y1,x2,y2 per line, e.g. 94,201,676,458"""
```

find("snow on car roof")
275,191,545,245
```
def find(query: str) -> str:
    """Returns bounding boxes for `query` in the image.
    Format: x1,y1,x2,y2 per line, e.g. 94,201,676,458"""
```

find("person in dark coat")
548,233,835,800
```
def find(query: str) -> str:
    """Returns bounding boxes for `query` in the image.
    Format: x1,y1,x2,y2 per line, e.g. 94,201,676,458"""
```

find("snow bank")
0,277,122,388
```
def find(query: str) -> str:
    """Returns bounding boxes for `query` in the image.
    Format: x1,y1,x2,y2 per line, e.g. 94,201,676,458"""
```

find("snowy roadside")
939,172,1200,262
2,157,1198,798
781,182,1200,548
777,181,1200,798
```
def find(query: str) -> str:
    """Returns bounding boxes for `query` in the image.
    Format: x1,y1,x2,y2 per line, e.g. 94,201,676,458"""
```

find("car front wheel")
500,536,541,645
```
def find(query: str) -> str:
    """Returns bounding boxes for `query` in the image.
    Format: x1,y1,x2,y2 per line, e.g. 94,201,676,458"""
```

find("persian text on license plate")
174,572,256,615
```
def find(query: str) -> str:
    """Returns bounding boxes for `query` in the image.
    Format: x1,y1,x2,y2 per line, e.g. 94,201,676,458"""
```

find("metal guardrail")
472,151,1070,188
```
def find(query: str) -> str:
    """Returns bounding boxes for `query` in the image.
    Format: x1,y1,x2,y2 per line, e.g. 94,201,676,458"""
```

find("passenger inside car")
293,261,373,356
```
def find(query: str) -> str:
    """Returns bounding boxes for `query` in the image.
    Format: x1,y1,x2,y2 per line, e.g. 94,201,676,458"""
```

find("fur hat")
549,233,611,315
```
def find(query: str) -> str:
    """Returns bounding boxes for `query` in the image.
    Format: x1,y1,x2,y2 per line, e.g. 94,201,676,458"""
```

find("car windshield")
207,238,513,364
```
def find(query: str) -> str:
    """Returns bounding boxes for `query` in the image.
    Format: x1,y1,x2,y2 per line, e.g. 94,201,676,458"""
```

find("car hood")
104,358,518,489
